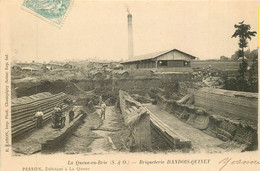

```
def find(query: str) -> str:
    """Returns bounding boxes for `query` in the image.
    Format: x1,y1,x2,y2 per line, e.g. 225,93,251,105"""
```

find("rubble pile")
192,69,224,88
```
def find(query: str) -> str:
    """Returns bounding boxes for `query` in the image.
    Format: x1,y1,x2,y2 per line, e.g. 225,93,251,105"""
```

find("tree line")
220,48,258,61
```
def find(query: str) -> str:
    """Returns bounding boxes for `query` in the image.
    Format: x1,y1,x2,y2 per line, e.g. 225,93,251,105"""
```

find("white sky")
2,0,259,62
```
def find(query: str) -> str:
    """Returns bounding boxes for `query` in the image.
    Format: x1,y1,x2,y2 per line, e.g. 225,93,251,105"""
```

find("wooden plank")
108,137,117,150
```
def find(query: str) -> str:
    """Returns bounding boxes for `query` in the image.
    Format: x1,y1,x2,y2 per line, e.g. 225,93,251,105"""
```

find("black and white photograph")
0,0,259,170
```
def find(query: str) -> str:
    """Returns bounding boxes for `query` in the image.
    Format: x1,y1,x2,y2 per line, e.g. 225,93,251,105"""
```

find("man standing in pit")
69,110,75,123
34,109,44,129
52,105,62,128
100,102,107,120
99,95,102,106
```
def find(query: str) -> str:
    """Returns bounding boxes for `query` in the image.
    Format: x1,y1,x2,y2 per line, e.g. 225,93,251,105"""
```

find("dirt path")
145,104,226,153
88,106,124,154
64,111,103,154
65,106,127,154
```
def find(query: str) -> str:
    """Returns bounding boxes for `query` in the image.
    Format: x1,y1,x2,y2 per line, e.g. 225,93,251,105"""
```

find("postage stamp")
22,0,72,26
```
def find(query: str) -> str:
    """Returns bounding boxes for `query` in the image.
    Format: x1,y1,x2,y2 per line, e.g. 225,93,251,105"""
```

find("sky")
1,0,259,62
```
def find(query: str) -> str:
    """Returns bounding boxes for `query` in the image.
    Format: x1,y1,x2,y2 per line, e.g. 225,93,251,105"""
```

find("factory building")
121,49,196,72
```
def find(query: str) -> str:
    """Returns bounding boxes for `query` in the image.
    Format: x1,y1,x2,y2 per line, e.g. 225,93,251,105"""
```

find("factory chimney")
128,13,134,59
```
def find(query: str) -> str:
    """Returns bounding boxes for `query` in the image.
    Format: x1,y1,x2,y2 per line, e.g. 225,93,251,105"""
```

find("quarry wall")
194,88,258,124
13,73,191,97
157,92,258,151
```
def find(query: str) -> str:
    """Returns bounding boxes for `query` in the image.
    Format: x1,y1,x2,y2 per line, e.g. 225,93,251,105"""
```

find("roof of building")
121,48,196,64
12,65,22,69
89,70,103,75
63,63,73,67
21,67,39,71
47,63,64,66
114,70,129,74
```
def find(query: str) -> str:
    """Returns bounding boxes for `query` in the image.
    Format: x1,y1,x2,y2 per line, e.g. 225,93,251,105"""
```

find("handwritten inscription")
219,157,260,170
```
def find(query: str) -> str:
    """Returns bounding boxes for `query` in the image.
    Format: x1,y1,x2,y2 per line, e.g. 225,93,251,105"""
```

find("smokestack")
128,13,134,59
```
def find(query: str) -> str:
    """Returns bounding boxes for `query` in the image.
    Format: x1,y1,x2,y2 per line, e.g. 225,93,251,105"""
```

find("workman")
53,105,61,113
34,109,44,129
69,110,75,123
100,102,107,120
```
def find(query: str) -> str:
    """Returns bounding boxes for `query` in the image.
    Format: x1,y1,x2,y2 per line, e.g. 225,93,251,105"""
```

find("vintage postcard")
0,0,260,171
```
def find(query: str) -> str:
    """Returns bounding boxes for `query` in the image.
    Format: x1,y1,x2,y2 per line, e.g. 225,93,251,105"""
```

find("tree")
249,49,258,62
244,49,251,60
248,51,258,92
231,50,240,60
251,49,258,57
231,21,256,91
232,21,257,60
220,55,229,61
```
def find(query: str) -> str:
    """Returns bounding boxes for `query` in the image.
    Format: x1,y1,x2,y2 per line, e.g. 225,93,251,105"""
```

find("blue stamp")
22,0,72,26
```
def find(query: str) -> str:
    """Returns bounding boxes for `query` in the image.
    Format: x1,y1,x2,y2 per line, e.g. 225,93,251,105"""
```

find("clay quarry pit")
11,66,258,155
